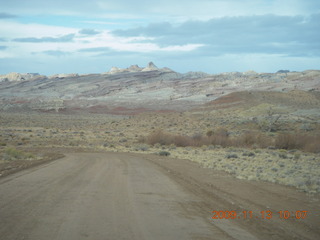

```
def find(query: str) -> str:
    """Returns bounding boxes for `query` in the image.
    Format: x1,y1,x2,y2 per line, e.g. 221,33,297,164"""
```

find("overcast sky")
0,0,319,75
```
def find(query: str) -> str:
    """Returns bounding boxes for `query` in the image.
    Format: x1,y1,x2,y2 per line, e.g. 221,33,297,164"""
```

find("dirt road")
0,152,319,240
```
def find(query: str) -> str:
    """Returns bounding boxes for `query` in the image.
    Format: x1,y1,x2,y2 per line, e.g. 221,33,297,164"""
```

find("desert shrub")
144,129,319,153
238,132,256,146
192,133,203,141
154,143,162,148
275,133,320,153
294,153,301,160
158,151,170,156
3,147,24,160
243,152,255,157
134,144,149,151
173,135,192,147
278,152,288,159
2,147,34,161
145,129,231,148
275,133,300,150
206,130,214,137
235,131,273,148
207,135,230,147
216,127,229,137
146,130,174,146
226,153,238,159
169,144,176,150
302,135,320,153
146,130,193,147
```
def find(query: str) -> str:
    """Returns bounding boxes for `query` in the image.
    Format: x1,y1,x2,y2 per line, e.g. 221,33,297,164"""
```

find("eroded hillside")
0,63,319,113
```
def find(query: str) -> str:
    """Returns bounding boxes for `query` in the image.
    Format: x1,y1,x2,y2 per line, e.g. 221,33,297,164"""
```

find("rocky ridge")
106,62,172,74
0,72,46,82
0,62,319,113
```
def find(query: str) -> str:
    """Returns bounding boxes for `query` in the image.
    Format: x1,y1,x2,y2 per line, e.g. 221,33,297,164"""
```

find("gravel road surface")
0,152,319,240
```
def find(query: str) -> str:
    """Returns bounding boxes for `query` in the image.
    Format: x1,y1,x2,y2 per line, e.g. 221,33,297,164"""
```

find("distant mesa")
277,70,290,74
0,72,44,82
48,73,79,79
128,64,143,72
108,67,122,74
243,70,258,75
141,62,158,72
106,62,174,74
0,72,81,82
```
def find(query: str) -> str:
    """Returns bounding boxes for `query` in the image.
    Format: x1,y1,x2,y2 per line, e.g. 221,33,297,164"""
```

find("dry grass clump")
275,133,320,153
144,129,233,148
233,131,273,148
1,147,35,161
145,130,193,147
144,129,320,153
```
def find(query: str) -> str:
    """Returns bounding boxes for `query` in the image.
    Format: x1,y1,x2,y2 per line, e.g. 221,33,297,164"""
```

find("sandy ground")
0,152,319,240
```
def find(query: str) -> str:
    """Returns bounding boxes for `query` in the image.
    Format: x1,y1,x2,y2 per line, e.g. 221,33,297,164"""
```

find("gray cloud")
1,1,318,30
78,47,136,57
0,12,17,19
79,47,110,52
112,14,320,57
79,29,100,35
1,1,320,75
14,34,75,43
2,0,320,21
41,50,70,57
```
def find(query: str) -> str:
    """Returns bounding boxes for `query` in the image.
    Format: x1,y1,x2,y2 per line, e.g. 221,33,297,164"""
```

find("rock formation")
0,72,44,82
48,73,79,79
142,62,159,72
0,65,319,113
107,62,162,74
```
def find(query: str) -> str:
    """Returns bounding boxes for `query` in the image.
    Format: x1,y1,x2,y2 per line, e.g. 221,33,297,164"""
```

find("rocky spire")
142,62,159,72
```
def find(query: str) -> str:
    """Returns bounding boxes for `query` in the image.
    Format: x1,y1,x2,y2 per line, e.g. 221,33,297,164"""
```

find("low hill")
0,63,319,114
205,90,320,109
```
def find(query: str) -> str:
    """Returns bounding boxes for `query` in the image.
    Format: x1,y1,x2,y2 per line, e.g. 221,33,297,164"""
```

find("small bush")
243,152,255,157
226,153,238,159
146,130,174,146
294,153,301,160
144,129,320,153
2,147,34,161
275,133,300,150
134,144,149,151
275,133,320,153
154,143,162,148
206,130,214,137
234,131,273,148
4,148,23,160
278,152,288,159
158,151,170,156
248,152,256,157
303,136,320,153
173,135,192,147
207,135,230,147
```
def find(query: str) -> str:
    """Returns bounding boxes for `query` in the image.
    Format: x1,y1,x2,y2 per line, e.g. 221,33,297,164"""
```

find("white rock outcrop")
128,65,143,72
108,67,123,74
49,73,79,79
107,62,162,74
142,62,159,72
0,72,42,82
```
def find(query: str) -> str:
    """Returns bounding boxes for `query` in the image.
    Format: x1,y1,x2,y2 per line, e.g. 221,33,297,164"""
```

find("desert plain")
0,64,319,239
